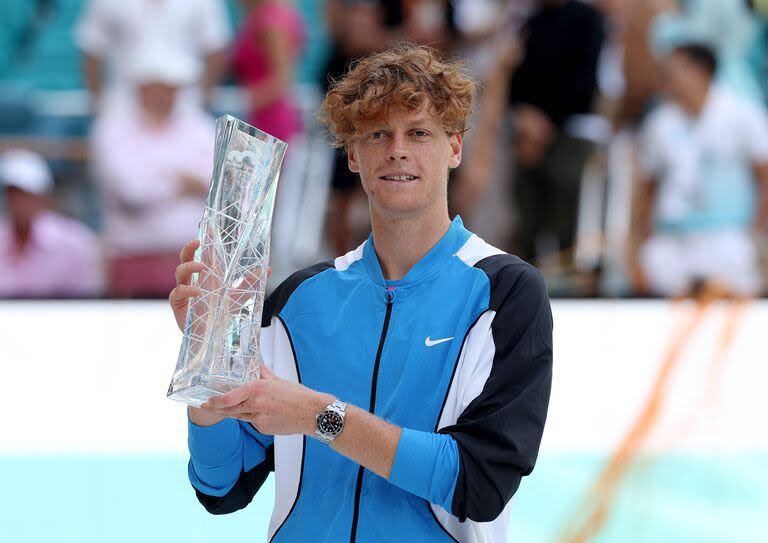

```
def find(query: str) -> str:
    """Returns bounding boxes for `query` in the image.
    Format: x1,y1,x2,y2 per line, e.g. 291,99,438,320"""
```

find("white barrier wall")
0,301,765,543
1,300,765,456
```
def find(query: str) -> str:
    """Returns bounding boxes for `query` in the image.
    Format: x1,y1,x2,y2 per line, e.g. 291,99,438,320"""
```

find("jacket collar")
362,215,471,288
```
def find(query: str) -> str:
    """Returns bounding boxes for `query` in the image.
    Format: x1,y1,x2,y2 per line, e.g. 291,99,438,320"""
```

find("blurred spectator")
615,0,665,127
448,0,504,80
90,53,215,298
74,0,231,113
633,44,768,297
650,0,765,103
402,0,455,50
595,0,627,119
231,0,305,143
0,149,103,298
446,1,511,222
451,32,522,219
507,0,604,267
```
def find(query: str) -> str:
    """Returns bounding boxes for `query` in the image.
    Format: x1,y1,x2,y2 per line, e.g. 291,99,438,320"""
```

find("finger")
207,382,254,409
266,267,272,279
179,239,200,264
169,284,202,307
214,404,259,418
175,261,205,286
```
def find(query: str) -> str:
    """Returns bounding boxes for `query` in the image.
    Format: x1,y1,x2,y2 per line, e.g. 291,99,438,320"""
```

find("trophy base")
167,377,245,408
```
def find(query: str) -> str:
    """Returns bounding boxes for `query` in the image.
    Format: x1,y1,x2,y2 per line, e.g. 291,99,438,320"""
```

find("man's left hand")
201,365,333,436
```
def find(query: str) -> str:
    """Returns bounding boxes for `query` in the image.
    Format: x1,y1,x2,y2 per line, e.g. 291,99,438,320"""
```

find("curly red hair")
320,44,477,148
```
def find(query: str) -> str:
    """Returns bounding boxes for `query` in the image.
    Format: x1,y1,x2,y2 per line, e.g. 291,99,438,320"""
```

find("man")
507,0,604,266
92,52,215,297
170,45,553,542
633,43,768,297
75,0,231,113
0,149,102,297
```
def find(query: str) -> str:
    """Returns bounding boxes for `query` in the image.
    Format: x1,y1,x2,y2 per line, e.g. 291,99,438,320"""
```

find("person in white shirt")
91,52,216,297
0,150,103,298
632,43,768,297
75,0,231,113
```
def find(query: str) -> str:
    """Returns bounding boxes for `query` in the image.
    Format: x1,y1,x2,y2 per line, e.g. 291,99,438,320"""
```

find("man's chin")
371,198,428,221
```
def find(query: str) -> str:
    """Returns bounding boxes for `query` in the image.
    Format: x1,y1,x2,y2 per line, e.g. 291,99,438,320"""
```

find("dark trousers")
512,134,593,263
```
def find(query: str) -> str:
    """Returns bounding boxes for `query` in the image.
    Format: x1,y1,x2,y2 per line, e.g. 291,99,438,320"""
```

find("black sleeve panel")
440,255,553,522
261,262,334,326
194,445,275,515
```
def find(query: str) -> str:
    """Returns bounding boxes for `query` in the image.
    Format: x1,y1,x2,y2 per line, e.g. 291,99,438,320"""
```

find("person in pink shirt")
0,150,103,298
231,0,306,143
90,52,215,298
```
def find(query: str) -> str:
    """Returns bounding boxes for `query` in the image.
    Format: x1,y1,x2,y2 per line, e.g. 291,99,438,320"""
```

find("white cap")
0,149,53,195
126,48,200,86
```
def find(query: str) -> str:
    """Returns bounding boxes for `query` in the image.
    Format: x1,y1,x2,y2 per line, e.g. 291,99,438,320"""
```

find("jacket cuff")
187,416,245,496
389,428,459,511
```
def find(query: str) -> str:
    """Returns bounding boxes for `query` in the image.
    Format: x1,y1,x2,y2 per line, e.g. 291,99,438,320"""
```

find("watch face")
318,411,344,435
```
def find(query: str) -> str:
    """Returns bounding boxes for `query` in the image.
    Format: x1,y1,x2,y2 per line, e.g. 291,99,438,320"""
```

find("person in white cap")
90,51,216,297
0,150,103,298
75,0,231,114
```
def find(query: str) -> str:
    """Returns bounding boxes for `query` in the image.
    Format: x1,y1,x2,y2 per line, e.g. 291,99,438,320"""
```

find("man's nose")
387,133,408,161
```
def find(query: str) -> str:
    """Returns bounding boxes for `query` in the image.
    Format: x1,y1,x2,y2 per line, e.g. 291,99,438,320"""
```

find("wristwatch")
315,399,348,444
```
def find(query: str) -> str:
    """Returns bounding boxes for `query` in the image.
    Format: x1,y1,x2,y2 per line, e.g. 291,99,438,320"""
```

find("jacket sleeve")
388,428,460,511
439,260,553,522
188,417,274,515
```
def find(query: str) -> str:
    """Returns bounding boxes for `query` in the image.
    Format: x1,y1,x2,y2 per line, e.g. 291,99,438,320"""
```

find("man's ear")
347,144,360,173
448,133,462,169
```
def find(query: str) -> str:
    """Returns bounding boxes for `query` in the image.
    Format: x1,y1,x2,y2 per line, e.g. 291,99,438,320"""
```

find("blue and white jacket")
187,217,553,542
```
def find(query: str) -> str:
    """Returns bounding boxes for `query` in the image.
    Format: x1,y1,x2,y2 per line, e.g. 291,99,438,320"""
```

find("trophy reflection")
167,115,287,407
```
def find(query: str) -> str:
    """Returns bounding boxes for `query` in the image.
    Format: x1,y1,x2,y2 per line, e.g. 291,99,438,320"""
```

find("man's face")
347,105,462,220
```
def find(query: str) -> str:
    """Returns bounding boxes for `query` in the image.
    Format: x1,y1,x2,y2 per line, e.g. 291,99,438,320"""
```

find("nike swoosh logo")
425,336,454,347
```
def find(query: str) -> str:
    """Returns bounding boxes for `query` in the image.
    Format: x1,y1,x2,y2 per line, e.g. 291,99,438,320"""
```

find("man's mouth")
379,175,419,182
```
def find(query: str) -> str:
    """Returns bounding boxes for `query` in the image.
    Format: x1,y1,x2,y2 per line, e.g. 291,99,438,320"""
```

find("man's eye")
371,131,384,139
413,130,429,137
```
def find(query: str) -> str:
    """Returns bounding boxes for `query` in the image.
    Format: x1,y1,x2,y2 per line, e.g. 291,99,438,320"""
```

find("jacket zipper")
349,289,394,543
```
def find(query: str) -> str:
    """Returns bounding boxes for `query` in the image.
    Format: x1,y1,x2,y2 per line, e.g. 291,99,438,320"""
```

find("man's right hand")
169,239,204,332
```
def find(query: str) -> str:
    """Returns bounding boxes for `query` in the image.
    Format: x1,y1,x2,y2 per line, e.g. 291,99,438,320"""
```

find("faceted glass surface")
167,115,287,407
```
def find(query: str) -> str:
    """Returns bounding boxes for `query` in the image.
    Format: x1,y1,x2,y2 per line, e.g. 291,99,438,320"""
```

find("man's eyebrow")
362,117,432,130
363,123,390,131
406,118,431,127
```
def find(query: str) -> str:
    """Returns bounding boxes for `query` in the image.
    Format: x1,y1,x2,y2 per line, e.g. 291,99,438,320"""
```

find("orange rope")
557,287,721,543
664,299,748,448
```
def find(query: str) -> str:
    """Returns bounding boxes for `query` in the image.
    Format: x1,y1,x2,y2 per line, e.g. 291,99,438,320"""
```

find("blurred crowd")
1,0,768,298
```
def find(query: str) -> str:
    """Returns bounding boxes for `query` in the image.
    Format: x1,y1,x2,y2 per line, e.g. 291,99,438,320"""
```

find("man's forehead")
360,105,440,129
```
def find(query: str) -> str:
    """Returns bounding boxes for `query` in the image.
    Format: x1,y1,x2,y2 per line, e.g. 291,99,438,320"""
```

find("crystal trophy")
167,115,287,407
